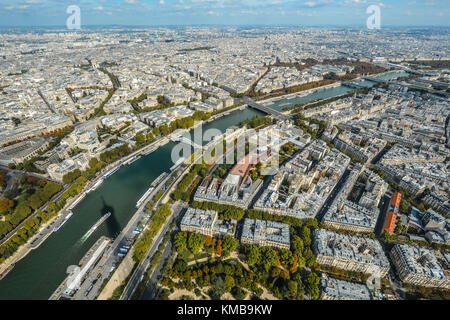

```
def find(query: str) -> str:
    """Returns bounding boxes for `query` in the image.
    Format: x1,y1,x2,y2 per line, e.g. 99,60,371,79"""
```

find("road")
0,165,59,183
374,192,393,237
120,201,187,300
315,168,351,222
140,235,174,300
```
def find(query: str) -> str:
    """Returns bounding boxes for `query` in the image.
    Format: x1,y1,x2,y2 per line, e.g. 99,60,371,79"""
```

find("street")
120,201,187,300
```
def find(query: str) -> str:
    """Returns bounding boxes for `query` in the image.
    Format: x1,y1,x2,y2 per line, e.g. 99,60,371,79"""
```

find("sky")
0,0,449,27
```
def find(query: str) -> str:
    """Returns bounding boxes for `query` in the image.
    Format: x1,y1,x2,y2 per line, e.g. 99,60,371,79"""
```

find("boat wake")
79,229,94,245
78,212,112,245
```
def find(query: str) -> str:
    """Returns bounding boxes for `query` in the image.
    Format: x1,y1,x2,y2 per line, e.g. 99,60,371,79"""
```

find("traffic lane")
141,239,173,300
121,203,186,299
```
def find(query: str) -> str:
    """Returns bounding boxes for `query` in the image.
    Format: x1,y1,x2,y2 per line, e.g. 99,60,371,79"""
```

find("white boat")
104,166,120,179
128,155,141,165
91,178,104,191
91,212,111,232
53,212,74,232
143,147,157,155
69,193,85,210
124,155,141,165
136,187,155,208
86,178,104,193
83,212,111,240
151,172,168,188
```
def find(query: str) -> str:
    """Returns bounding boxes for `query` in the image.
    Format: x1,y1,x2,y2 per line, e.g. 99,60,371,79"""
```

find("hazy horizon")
0,0,449,28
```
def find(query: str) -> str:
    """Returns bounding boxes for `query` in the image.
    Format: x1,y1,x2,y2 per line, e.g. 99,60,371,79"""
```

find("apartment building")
241,218,290,250
313,229,390,276
390,244,450,289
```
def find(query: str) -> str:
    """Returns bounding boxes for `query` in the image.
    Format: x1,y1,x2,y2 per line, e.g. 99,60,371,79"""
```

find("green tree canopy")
188,232,206,254
221,235,239,257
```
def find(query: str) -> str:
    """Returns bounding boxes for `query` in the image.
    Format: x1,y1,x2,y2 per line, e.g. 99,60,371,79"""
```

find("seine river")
0,107,264,300
265,71,409,112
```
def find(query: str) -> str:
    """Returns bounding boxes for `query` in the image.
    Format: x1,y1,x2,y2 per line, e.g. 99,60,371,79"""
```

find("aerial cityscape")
0,0,449,304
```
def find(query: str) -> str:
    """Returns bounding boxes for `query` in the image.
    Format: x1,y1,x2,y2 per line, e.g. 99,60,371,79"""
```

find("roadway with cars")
120,201,187,300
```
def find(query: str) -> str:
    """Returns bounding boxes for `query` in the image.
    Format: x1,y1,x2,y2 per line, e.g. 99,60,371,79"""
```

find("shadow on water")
100,197,121,238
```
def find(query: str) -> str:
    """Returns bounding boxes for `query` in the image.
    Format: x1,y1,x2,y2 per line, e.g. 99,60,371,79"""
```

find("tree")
287,280,298,298
188,232,206,254
231,286,247,300
0,198,14,215
304,272,320,300
89,157,99,168
0,170,8,188
42,182,62,200
174,231,188,253
261,247,279,272
9,202,31,226
291,235,304,255
214,240,223,257
62,169,81,184
280,269,290,280
136,132,146,145
280,248,294,266
271,267,281,278
208,276,226,300
246,245,261,266
303,247,316,267
290,254,299,274
300,226,311,247
157,288,170,300
221,235,239,257
204,235,213,247
224,275,235,291
303,218,318,229
29,193,44,210
173,259,187,273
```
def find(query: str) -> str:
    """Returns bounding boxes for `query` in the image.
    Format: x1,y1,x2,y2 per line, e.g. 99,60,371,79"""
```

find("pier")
50,236,111,300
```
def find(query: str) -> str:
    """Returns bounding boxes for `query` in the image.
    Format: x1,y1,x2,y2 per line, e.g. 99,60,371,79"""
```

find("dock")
49,236,111,300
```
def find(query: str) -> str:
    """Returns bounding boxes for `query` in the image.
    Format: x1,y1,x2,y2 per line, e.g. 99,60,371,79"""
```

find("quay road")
120,201,188,300
68,172,173,300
